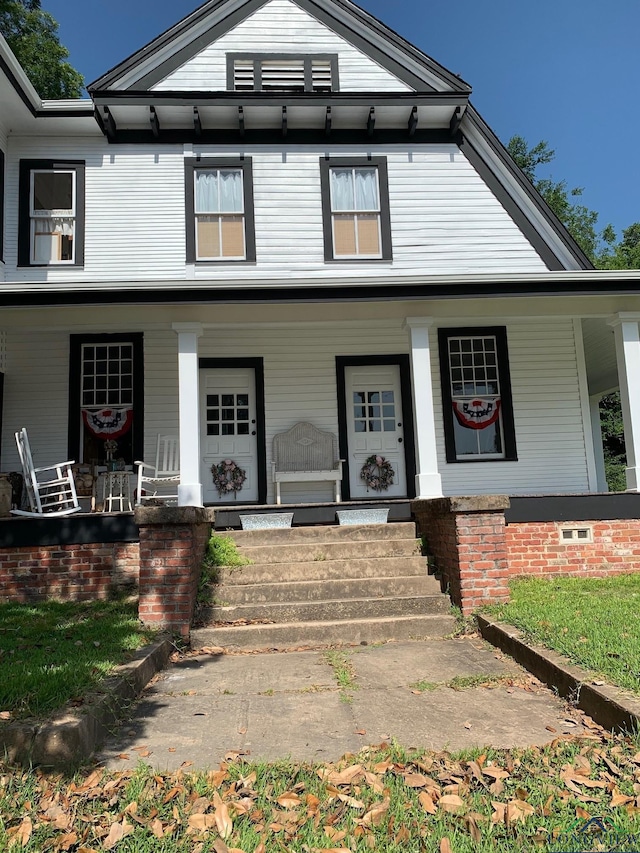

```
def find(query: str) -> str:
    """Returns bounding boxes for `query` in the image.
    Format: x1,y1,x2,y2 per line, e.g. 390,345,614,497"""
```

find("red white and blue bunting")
82,407,133,439
452,398,501,430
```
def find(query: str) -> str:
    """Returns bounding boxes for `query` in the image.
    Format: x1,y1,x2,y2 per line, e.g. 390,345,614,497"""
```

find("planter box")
336,508,390,526
240,513,294,530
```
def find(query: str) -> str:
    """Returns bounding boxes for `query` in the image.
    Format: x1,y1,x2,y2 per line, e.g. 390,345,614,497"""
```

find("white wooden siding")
1,316,589,500
152,0,412,93
3,139,547,283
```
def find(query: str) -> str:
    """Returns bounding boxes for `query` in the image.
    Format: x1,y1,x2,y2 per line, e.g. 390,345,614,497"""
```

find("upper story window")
438,327,517,463
18,160,85,267
227,54,338,92
319,157,392,262
185,158,256,263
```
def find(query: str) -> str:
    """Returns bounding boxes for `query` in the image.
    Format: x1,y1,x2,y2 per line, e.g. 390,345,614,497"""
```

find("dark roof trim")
0,50,37,116
35,107,95,118
2,276,640,309
459,130,565,272
92,90,467,107
88,0,471,95
462,107,593,271
100,128,457,146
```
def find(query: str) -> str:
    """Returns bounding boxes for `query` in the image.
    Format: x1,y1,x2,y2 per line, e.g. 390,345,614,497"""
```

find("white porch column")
610,314,640,491
173,323,204,507
403,317,443,498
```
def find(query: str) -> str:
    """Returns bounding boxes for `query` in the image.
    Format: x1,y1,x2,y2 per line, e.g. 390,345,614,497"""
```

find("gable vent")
311,60,332,92
261,60,305,91
233,59,254,91
231,55,336,92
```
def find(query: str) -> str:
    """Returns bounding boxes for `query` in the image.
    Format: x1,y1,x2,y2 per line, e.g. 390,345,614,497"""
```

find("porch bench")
271,422,344,505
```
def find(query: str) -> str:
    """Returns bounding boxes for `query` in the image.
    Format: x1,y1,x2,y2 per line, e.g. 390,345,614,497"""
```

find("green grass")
198,534,251,604
487,574,640,694
324,649,358,702
0,599,156,720
2,734,640,851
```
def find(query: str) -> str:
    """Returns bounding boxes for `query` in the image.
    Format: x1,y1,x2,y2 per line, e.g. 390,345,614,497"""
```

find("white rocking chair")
11,428,81,517
135,434,180,505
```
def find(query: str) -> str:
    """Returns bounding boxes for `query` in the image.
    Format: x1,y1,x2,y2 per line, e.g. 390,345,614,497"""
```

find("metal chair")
135,434,180,505
11,428,81,516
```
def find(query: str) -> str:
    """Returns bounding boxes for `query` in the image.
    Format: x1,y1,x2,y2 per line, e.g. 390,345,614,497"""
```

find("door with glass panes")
199,368,258,503
344,364,407,498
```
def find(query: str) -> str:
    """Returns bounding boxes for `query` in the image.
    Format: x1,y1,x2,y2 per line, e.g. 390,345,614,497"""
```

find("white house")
1,0,639,513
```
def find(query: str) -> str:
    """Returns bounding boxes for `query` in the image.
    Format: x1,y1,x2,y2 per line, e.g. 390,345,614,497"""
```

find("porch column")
610,314,640,491
403,317,443,498
173,323,203,507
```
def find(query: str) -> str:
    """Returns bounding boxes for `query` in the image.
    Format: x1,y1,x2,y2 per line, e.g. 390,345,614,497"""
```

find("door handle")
252,431,257,436
398,437,403,443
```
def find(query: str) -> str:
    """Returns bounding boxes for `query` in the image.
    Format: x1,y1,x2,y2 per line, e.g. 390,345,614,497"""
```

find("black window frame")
68,333,144,465
438,326,517,463
226,53,339,92
18,159,85,268
184,157,256,264
319,156,392,263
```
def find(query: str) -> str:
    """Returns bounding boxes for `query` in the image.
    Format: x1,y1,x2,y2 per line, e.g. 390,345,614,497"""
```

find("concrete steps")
194,521,454,649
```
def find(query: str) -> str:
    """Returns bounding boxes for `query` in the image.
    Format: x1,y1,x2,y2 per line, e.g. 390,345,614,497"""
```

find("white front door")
200,368,259,503
345,364,407,499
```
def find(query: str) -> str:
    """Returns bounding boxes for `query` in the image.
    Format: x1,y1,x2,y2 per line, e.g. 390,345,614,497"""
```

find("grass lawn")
0,599,156,720
2,733,640,851
487,574,640,694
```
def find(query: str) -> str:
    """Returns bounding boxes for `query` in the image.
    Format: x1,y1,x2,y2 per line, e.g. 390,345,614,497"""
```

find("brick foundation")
506,520,640,577
413,496,510,614
0,542,139,602
136,506,215,639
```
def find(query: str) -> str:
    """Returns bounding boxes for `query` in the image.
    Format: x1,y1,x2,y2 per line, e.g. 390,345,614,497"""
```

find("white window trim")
329,166,383,260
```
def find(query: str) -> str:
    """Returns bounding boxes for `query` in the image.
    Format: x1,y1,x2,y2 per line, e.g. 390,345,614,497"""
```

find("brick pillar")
135,506,215,639
412,496,510,614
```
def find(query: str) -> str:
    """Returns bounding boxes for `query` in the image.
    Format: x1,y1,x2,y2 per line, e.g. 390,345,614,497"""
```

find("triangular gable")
88,0,471,94
152,0,412,94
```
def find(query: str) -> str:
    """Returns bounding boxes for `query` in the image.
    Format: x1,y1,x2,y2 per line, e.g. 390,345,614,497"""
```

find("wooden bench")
271,422,344,505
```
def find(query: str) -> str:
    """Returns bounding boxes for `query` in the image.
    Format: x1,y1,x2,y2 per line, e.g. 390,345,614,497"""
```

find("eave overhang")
90,90,469,143
0,270,639,309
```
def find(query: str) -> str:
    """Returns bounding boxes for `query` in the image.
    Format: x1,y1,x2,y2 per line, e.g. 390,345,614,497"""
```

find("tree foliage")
507,135,615,264
0,0,83,98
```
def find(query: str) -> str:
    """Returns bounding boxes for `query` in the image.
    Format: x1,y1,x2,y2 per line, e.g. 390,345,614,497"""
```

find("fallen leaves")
3,726,640,852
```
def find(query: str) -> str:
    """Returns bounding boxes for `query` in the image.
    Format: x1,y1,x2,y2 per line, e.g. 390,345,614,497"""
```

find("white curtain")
331,168,378,211
196,170,242,213
34,217,74,236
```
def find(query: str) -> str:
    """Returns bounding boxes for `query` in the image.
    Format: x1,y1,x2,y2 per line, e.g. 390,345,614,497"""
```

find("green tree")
507,135,614,264
0,0,83,98
598,223,640,270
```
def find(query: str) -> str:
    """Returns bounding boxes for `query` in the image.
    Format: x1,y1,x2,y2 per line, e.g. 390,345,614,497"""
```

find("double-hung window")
18,160,85,267
438,327,517,462
320,158,392,261
185,158,256,263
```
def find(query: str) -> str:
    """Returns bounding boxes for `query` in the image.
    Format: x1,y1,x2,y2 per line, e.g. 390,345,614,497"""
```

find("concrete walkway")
98,637,590,771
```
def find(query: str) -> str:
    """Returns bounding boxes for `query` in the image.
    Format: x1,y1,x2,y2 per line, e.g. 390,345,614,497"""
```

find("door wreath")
360,455,395,492
211,459,247,498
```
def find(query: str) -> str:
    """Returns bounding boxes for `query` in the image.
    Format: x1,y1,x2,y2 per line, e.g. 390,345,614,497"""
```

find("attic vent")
230,55,337,92
311,60,332,92
233,59,254,91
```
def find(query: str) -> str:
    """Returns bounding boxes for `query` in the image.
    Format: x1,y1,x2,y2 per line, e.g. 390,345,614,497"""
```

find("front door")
200,367,259,503
344,364,407,499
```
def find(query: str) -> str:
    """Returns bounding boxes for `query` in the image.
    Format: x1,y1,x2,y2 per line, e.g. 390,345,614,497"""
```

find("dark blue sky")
46,0,640,238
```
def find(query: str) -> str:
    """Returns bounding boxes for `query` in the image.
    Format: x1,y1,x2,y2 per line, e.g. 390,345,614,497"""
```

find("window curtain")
331,168,378,212
34,217,74,235
196,171,242,213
